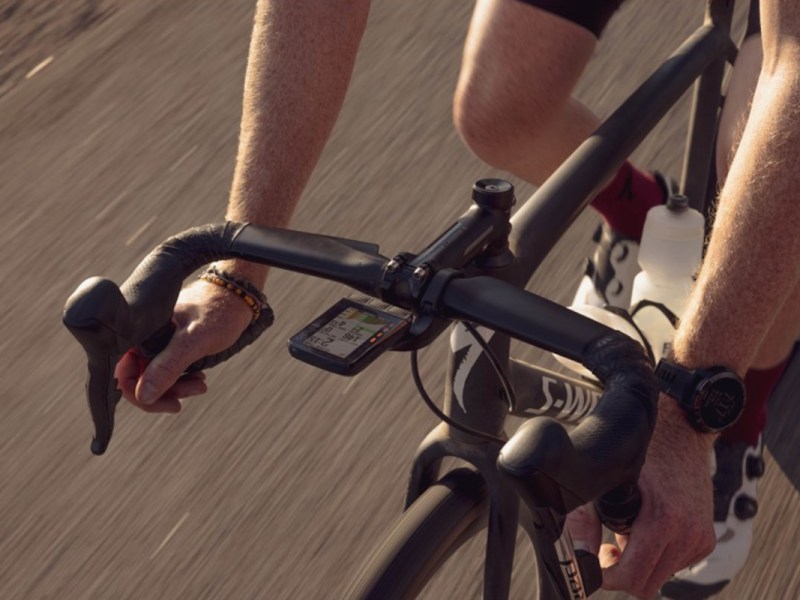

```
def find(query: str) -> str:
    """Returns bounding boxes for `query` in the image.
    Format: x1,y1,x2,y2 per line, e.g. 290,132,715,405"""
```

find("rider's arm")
116,0,372,410
673,91,800,372
218,0,371,288
601,4,800,596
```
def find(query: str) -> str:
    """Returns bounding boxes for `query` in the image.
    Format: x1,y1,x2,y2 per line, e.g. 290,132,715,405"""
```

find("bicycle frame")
402,1,752,598
59,1,761,597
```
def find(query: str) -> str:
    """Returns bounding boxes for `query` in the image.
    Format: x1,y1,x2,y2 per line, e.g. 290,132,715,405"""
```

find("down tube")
508,22,731,283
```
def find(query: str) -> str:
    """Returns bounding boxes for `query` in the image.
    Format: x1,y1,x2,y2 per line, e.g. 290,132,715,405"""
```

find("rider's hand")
567,395,716,600
114,277,255,413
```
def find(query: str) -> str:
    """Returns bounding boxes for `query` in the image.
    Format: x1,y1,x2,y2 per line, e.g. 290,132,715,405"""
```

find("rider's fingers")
602,529,668,598
601,503,662,590
640,545,690,600
132,396,183,414
566,503,602,554
125,373,205,414
136,332,207,405
168,374,208,399
602,487,715,598
115,350,144,401
128,281,252,407
601,542,690,599
598,543,621,569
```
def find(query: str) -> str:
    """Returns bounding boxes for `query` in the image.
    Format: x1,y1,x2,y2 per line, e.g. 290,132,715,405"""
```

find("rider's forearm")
605,63,800,596
220,0,371,286
673,63,800,375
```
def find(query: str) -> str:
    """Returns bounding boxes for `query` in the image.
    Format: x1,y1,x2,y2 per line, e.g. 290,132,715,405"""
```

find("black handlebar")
439,277,656,532
63,222,387,454
63,220,657,547
496,329,654,523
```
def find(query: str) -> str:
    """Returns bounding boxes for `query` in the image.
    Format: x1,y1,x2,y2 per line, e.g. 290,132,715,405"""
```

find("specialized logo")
540,376,600,421
450,323,495,413
554,530,588,600
558,560,586,600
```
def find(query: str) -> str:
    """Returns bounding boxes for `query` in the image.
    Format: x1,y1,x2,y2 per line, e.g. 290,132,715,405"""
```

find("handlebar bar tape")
497,331,656,515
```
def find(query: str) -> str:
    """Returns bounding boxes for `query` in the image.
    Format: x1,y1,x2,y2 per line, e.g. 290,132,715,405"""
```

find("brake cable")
462,321,518,413
410,322,517,445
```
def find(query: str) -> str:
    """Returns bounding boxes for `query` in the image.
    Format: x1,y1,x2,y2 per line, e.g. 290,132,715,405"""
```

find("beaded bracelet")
199,267,270,323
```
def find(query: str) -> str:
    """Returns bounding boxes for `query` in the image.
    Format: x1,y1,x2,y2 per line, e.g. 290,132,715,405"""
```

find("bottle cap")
666,194,690,212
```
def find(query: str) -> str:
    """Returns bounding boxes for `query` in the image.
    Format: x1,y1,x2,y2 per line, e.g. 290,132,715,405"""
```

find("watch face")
693,371,746,432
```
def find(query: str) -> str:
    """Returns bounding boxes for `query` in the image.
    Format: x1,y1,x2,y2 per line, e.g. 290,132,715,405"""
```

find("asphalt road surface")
1,1,797,599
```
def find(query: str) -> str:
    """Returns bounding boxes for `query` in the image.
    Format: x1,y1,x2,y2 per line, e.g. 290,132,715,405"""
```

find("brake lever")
64,277,175,455
64,278,131,454
63,221,371,455
594,482,641,536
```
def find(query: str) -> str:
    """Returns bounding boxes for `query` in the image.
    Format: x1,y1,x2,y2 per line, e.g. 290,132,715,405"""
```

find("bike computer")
288,294,412,375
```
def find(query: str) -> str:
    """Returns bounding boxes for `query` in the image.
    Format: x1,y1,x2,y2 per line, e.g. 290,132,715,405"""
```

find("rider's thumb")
136,339,197,404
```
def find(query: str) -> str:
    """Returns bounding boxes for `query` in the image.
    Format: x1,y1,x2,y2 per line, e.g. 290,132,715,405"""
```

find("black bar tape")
499,331,657,515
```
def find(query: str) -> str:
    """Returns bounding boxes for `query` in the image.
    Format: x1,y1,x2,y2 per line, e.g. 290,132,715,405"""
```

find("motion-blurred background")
0,1,797,598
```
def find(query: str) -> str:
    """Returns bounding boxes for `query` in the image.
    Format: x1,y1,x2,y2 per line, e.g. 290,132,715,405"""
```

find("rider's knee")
453,0,596,170
453,83,555,170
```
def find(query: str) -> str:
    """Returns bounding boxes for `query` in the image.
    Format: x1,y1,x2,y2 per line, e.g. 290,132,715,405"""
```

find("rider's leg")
751,284,799,369
454,0,665,243
454,0,597,181
722,277,799,445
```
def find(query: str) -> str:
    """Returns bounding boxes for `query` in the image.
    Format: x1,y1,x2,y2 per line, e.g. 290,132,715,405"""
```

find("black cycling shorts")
514,0,624,38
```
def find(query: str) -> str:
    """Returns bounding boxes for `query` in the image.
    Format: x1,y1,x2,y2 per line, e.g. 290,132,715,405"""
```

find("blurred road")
1,1,797,598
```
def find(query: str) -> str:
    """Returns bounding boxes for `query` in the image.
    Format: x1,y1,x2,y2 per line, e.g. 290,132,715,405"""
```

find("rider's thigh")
453,0,599,175
717,35,763,184
760,0,800,73
752,277,800,369
751,0,800,368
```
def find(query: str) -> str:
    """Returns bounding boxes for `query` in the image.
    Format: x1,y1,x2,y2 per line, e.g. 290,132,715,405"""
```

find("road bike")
63,1,762,598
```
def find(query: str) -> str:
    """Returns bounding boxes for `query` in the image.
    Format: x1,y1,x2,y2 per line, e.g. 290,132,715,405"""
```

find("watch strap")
653,360,698,410
653,360,745,433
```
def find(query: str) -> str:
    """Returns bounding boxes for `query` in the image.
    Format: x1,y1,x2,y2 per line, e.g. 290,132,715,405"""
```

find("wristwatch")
653,359,746,433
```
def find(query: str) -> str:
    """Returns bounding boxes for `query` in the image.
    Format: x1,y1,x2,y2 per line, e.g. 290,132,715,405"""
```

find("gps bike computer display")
289,294,413,375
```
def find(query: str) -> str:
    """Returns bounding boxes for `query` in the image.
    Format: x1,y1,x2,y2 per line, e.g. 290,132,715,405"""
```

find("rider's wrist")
670,328,748,378
656,393,717,450
210,259,269,289
199,266,272,324
655,347,747,434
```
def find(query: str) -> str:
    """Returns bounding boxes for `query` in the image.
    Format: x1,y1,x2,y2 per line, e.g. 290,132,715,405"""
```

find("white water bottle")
629,194,704,363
